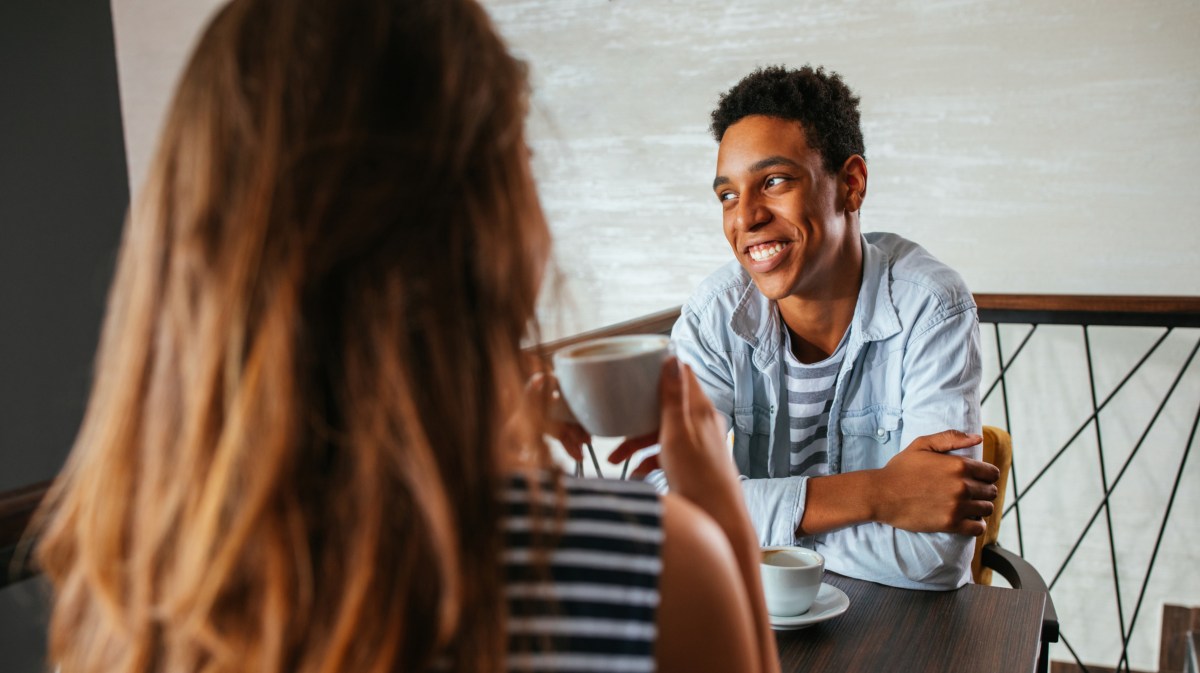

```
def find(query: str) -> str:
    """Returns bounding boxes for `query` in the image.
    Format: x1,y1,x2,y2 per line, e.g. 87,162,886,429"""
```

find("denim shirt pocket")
838,406,903,471
733,404,772,477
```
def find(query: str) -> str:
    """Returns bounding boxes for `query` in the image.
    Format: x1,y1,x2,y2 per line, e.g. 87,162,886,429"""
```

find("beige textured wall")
111,0,224,193
112,1,1199,670
483,0,1200,336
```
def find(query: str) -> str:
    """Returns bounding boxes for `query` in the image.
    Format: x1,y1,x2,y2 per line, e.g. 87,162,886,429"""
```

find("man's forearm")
798,465,977,591
795,469,880,535
802,431,994,537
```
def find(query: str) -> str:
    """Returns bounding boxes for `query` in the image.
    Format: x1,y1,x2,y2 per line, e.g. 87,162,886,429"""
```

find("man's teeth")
749,242,785,262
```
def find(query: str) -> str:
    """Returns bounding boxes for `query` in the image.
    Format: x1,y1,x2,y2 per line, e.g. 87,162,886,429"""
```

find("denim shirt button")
875,428,885,438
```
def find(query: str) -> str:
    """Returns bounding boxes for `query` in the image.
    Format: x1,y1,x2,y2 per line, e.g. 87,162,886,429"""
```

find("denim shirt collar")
727,234,902,367
852,234,903,344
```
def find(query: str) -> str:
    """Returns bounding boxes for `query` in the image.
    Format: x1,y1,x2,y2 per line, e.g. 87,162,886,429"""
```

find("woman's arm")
651,359,780,673
656,494,765,672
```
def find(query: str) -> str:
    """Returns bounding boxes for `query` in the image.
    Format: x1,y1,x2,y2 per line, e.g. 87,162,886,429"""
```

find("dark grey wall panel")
1,0,128,669
1,0,128,493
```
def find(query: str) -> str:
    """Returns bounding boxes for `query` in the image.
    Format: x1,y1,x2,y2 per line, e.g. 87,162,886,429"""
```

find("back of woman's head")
36,0,547,671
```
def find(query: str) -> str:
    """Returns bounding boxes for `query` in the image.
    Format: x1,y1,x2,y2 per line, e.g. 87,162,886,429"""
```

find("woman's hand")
609,358,742,512
526,372,590,462
638,356,780,673
655,358,741,504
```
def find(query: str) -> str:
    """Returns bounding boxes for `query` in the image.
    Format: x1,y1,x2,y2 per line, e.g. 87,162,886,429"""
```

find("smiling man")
671,66,999,590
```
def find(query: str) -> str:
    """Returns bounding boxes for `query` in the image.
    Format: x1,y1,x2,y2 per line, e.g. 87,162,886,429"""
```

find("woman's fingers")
553,422,587,461
680,363,720,436
659,356,685,428
528,371,595,462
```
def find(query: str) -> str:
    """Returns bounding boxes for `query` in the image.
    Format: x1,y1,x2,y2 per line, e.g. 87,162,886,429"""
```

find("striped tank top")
502,474,663,673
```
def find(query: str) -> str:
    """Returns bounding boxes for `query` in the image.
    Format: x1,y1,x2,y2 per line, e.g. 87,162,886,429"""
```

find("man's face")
713,115,860,301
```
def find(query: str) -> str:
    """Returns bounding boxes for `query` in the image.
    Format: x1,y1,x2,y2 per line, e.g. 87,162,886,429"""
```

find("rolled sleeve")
818,526,975,590
900,305,983,455
740,475,809,547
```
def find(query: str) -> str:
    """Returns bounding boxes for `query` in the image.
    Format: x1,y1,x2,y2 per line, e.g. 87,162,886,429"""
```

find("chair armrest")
1,543,39,588
0,481,49,588
982,543,1059,644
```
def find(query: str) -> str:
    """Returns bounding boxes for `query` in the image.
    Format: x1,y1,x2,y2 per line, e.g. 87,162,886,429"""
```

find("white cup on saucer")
760,546,825,617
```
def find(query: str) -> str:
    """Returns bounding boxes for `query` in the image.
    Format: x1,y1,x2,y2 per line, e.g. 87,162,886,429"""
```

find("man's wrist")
797,469,882,535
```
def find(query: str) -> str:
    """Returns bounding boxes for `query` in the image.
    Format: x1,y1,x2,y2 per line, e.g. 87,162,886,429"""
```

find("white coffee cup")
551,335,672,438
760,546,825,617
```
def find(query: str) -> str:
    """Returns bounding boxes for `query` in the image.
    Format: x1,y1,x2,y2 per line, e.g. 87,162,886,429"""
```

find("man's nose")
733,193,770,231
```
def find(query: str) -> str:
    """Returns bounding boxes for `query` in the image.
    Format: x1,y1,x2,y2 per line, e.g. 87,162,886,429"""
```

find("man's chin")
739,255,801,300
747,275,796,303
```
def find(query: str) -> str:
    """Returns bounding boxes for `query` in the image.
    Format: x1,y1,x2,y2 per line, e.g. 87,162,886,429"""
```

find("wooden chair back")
973,425,1012,584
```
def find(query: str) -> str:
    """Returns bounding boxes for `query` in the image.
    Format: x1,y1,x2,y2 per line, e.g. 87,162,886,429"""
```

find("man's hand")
872,430,999,536
800,429,999,537
606,432,658,477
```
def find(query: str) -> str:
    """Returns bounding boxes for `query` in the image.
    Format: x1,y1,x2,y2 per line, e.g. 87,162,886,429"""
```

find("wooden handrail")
3,293,1198,587
974,294,1200,315
539,294,1200,352
975,294,1200,328
537,306,681,354
0,480,49,541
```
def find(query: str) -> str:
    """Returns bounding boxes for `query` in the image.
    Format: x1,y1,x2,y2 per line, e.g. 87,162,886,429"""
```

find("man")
663,65,998,590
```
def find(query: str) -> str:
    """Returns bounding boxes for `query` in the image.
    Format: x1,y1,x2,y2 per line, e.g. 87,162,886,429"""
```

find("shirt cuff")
643,468,670,494
741,475,808,547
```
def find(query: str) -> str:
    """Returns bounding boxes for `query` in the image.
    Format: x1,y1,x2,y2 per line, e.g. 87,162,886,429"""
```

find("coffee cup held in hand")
551,335,672,438
760,546,825,617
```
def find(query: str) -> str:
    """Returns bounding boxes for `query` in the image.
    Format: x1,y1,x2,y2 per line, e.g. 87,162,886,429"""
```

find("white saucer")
768,583,850,630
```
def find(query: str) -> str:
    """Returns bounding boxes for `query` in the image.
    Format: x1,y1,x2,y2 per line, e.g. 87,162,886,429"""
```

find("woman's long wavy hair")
35,0,553,670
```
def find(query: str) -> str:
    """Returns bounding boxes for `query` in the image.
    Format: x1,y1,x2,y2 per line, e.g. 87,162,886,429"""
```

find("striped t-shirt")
502,473,663,673
783,330,848,477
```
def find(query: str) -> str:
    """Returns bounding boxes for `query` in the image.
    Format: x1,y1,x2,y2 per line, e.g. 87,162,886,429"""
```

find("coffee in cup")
551,335,672,438
760,546,825,617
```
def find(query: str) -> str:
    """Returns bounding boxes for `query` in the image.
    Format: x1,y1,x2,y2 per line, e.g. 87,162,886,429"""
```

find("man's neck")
777,243,864,365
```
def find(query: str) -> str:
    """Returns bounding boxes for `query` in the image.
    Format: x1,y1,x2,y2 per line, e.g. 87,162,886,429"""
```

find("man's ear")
840,155,868,213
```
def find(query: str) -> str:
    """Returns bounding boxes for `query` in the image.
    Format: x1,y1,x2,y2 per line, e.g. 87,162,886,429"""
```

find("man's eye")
765,176,788,188
718,191,737,202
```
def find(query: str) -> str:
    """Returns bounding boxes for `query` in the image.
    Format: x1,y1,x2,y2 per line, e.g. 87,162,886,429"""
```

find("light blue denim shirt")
671,232,982,590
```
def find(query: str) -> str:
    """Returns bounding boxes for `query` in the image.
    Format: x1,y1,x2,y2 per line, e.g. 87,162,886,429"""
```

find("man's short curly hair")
710,65,864,174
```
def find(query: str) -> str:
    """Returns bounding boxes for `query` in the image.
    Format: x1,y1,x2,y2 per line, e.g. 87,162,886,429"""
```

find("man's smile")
746,240,790,262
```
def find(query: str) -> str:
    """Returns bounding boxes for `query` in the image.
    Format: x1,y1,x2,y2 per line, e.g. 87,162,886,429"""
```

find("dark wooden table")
777,573,1047,673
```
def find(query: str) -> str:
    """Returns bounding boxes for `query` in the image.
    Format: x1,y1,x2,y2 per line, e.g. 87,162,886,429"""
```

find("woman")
35,0,779,671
